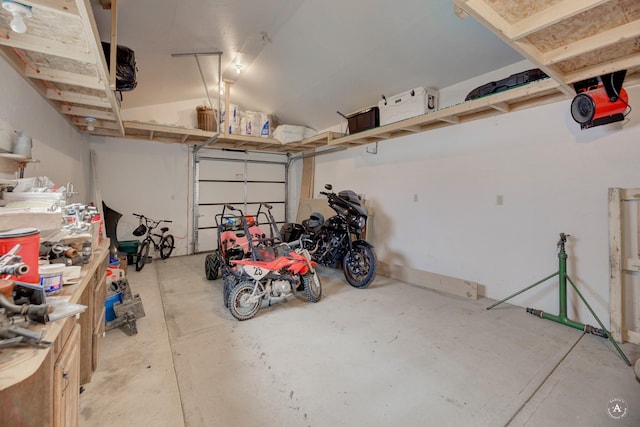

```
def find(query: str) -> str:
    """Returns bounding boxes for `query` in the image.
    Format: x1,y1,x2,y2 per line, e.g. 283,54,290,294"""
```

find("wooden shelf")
1,1,638,155
82,78,566,153
0,153,38,174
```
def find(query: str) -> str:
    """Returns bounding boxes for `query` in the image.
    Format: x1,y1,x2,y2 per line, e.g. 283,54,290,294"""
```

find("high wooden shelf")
85,77,571,152
0,152,38,174
0,1,639,154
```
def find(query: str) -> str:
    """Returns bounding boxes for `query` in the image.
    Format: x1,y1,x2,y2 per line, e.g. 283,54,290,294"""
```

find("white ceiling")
91,0,524,131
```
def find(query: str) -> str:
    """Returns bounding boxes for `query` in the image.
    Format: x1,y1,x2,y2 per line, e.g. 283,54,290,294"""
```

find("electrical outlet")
497,195,504,206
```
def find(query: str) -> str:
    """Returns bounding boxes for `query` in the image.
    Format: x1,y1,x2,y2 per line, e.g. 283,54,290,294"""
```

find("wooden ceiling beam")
19,0,78,15
25,66,104,90
60,105,115,121
0,32,93,63
542,20,640,66
510,0,610,40
563,52,640,84
47,89,111,108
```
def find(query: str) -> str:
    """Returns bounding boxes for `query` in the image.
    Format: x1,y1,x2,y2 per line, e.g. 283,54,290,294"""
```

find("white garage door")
193,149,289,253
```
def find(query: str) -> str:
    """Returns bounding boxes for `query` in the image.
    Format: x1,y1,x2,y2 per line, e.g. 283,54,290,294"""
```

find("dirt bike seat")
231,256,293,271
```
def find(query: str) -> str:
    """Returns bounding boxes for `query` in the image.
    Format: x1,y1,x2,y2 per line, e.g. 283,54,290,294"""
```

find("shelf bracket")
366,141,378,155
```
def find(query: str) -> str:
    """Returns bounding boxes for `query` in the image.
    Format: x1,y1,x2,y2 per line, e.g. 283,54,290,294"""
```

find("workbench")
0,239,109,427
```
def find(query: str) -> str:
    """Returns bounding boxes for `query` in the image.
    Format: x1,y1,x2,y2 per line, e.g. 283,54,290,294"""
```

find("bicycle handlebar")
133,213,172,226
261,203,273,210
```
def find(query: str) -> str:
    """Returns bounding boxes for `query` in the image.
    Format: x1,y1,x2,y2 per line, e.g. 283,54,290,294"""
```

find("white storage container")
378,87,439,126
272,125,315,144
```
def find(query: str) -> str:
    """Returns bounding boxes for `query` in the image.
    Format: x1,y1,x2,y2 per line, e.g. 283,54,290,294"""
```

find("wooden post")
608,187,623,342
223,80,232,136
108,0,118,90
300,156,315,199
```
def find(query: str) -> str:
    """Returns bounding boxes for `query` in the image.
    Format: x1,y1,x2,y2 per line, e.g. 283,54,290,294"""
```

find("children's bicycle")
132,213,174,271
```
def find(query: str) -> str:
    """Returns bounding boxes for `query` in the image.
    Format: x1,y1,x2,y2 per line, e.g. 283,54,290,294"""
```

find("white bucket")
39,263,65,294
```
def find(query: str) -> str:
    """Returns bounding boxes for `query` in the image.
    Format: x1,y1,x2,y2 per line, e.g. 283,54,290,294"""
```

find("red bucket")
0,228,40,284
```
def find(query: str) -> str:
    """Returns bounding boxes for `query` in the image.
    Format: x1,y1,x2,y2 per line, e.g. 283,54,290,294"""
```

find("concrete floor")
80,253,640,427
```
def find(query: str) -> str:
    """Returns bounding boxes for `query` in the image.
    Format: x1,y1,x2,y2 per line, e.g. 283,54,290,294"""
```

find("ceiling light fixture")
2,0,33,34
234,64,243,74
85,117,96,131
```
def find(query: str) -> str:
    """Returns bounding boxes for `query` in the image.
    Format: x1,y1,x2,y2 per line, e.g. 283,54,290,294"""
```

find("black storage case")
347,107,379,134
465,69,548,101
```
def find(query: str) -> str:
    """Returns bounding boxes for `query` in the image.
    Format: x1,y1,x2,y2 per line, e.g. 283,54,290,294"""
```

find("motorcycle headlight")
351,215,366,230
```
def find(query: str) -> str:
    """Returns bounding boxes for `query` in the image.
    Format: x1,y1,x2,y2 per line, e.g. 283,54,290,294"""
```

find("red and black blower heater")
570,70,630,129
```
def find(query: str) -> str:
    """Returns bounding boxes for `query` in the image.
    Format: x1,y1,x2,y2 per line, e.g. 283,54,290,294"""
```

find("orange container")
0,228,40,284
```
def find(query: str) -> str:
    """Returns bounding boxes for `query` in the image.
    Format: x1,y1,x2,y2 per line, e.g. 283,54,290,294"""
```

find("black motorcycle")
281,184,377,288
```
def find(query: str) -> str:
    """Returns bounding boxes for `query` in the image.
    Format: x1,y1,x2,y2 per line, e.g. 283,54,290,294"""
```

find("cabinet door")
54,324,80,427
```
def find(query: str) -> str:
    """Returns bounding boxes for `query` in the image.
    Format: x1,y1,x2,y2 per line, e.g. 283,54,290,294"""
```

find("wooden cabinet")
0,240,109,427
53,324,80,427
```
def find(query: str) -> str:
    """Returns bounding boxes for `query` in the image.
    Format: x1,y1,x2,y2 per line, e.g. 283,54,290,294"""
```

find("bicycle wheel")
160,234,175,259
136,240,150,271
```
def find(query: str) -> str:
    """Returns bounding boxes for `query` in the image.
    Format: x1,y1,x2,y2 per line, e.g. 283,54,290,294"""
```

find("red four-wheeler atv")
204,203,284,306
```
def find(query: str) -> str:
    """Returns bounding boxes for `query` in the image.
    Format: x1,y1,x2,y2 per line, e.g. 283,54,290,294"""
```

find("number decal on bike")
253,267,263,276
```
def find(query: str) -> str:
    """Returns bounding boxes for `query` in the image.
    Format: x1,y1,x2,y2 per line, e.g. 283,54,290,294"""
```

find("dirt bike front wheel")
228,281,261,321
136,240,150,272
160,234,175,259
205,250,221,280
301,272,322,302
342,242,377,288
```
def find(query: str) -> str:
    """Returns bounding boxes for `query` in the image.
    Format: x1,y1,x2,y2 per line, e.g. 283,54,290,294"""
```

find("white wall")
0,59,91,202
89,137,192,256
313,64,640,329
89,135,302,256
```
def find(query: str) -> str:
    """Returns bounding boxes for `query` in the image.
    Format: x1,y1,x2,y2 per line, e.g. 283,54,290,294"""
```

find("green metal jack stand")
487,233,631,366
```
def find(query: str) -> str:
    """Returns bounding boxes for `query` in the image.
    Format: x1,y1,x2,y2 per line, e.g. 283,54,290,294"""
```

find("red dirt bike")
227,245,322,321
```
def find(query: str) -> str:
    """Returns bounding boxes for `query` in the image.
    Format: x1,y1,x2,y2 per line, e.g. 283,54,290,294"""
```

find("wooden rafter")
452,0,640,92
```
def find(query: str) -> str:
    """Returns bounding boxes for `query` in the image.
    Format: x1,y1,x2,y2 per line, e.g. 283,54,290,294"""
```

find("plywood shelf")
0,0,124,137
1,1,638,155
0,153,38,174
453,0,640,92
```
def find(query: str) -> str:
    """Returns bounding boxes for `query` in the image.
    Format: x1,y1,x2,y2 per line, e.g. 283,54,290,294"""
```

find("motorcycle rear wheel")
302,272,322,303
228,281,261,321
205,250,221,280
342,243,377,289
